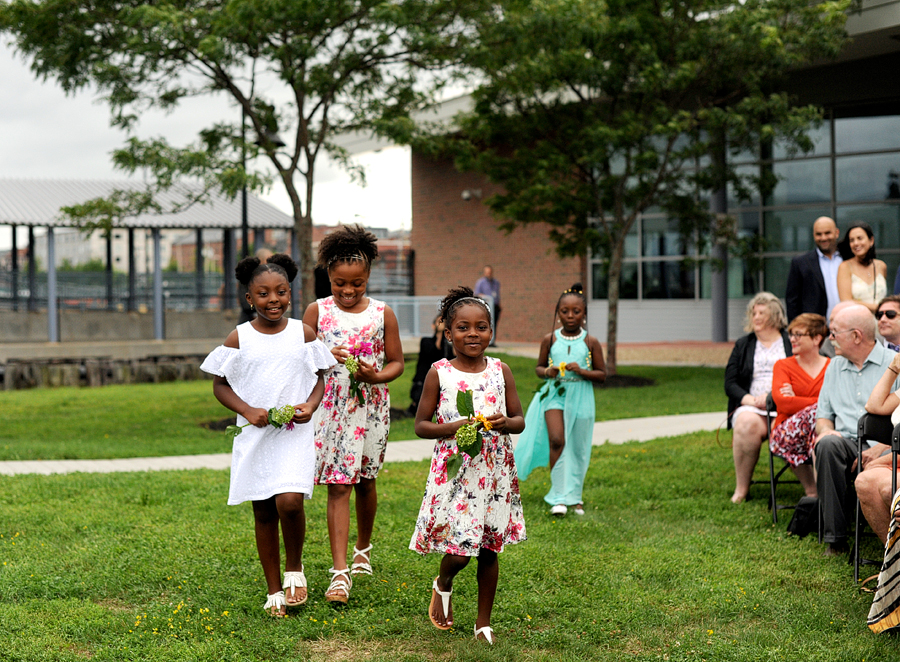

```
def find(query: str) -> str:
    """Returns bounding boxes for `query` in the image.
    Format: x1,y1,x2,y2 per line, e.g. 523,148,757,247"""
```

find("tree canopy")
1,0,482,303
400,0,849,372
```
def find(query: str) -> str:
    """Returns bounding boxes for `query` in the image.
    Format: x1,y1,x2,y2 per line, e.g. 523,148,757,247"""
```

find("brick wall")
411,151,584,342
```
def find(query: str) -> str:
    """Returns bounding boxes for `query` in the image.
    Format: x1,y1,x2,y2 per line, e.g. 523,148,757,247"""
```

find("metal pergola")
0,179,296,341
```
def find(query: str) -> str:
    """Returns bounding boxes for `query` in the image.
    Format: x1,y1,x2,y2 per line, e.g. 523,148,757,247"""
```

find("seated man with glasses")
876,295,900,352
815,304,900,556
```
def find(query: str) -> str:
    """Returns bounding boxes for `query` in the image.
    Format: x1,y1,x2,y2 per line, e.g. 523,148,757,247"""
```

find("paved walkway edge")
0,412,727,476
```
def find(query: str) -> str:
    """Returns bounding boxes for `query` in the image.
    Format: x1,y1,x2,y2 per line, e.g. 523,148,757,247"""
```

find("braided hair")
439,286,492,326
316,224,379,272
235,253,298,286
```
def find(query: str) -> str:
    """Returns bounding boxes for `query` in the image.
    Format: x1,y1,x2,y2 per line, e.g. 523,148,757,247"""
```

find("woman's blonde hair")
743,292,787,333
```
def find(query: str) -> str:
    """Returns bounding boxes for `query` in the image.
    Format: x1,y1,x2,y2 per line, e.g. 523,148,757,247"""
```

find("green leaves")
446,390,485,479
456,390,475,419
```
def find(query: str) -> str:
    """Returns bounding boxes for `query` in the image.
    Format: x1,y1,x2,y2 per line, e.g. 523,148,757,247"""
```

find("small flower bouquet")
344,340,373,405
446,390,493,477
226,404,296,441
538,358,566,401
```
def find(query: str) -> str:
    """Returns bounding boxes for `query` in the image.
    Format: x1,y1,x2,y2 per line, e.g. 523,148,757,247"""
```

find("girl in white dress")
410,287,526,645
200,253,336,617
303,225,404,603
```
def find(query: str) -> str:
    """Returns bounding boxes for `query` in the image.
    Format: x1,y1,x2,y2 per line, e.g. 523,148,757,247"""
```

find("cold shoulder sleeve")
200,346,241,378
306,338,337,372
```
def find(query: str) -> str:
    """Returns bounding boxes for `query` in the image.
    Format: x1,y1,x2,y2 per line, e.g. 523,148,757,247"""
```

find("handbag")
786,496,818,539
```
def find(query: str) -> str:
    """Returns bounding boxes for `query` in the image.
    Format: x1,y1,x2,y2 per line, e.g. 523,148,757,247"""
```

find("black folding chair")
854,413,895,584
763,393,805,524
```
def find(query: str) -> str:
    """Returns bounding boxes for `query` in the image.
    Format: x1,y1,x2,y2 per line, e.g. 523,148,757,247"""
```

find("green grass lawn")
0,356,725,461
0,431,891,661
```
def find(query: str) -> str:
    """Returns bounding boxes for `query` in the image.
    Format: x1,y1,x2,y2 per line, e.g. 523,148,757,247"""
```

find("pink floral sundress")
313,296,390,484
409,357,526,556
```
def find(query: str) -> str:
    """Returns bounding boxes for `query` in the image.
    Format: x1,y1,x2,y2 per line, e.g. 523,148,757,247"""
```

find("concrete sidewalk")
0,411,724,476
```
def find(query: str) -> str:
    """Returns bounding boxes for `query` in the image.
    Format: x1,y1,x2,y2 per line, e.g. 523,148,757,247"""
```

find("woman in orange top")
770,313,830,498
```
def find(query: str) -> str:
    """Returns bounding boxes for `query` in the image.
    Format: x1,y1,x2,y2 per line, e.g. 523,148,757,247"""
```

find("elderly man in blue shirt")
815,304,900,556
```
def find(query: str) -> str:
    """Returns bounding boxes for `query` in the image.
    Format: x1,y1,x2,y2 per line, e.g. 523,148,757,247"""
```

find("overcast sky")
0,43,411,249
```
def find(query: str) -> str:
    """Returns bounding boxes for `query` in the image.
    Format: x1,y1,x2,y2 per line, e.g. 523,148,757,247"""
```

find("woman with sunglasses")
837,222,887,313
769,313,830,498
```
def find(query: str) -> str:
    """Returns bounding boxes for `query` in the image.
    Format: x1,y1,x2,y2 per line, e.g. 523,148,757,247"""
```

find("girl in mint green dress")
514,284,606,516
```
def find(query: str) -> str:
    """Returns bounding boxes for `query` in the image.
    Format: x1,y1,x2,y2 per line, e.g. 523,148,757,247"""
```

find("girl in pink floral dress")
302,225,404,604
410,286,526,645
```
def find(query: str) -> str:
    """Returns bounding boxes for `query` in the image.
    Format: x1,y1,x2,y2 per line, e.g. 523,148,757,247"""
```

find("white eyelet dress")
200,319,336,505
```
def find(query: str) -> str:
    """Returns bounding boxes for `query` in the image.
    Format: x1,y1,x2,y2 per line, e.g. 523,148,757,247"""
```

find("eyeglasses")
829,328,859,338
788,332,811,340
876,310,899,320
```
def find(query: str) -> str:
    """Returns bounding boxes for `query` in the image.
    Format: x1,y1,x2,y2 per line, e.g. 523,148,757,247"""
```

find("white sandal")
351,544,373,575
474,625,494,644
429,577,452,630
283,568,307,606
263,590,286,617
325,567,352,604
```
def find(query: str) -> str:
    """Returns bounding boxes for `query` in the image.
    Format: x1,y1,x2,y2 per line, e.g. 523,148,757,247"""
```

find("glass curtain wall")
591,110,900,301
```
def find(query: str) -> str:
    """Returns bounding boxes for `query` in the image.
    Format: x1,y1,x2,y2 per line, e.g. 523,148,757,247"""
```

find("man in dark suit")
785,216,841,322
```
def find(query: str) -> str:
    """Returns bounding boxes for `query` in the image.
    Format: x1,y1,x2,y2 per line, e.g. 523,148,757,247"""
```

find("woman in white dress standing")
201,253,336,617
837,222,887,313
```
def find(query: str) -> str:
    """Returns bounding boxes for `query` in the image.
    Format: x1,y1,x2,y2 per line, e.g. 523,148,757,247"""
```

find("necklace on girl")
559,327,586,353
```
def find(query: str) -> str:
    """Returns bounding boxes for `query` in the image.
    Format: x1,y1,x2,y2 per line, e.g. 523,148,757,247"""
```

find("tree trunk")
605,240,625,377
279,173,317,307
293,211,316,307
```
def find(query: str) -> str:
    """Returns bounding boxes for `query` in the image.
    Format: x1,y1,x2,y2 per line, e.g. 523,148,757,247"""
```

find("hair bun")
566,283,584,295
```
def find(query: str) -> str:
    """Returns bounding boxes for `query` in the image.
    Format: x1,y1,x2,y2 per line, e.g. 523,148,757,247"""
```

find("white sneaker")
573,504,585,516
550,504,567,516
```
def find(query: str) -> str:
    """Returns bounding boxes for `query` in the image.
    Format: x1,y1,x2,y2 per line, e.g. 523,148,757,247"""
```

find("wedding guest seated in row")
769,313,829,499
814,304,898,556
856,351,900,544
877,295,900,352
724,292,792,504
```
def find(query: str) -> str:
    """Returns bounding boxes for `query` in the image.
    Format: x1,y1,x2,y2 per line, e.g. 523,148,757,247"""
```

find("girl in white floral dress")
302,225,404,603
410,286,526,645
201,254,336,617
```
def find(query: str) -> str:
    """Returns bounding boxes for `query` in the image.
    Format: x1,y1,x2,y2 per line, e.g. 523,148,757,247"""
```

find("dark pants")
815,434,857,544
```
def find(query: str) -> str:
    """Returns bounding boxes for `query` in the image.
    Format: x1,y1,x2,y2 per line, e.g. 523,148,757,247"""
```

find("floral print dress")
313,296,390,484
409,357,526,556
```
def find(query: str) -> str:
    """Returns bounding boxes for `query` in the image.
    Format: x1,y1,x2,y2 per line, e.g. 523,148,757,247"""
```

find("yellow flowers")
474,413,493,431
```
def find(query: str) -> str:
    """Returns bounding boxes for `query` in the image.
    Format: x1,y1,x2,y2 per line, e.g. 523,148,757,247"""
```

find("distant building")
339,2,900,342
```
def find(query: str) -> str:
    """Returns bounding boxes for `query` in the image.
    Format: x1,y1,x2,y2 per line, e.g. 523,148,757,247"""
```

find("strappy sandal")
474,625,494,644
351,544,373,575
429,577,452,630
325,567,352,604
263,590,286,617
283,568,307,606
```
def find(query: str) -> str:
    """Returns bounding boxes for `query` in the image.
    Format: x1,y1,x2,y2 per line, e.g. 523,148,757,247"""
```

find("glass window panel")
702,259,757,298
835,115,900,154
727,164,761,208
591,261,638,300
768,159,831,206
643,217,688,257
642,260,695,299
836,153,900,202
763,208,831,252
835,204,900,251
773,122,831,159
763,257,793,301
884,253,900,296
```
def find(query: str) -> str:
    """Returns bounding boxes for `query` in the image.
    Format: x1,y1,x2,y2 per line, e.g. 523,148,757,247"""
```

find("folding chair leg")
769,448,778,524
